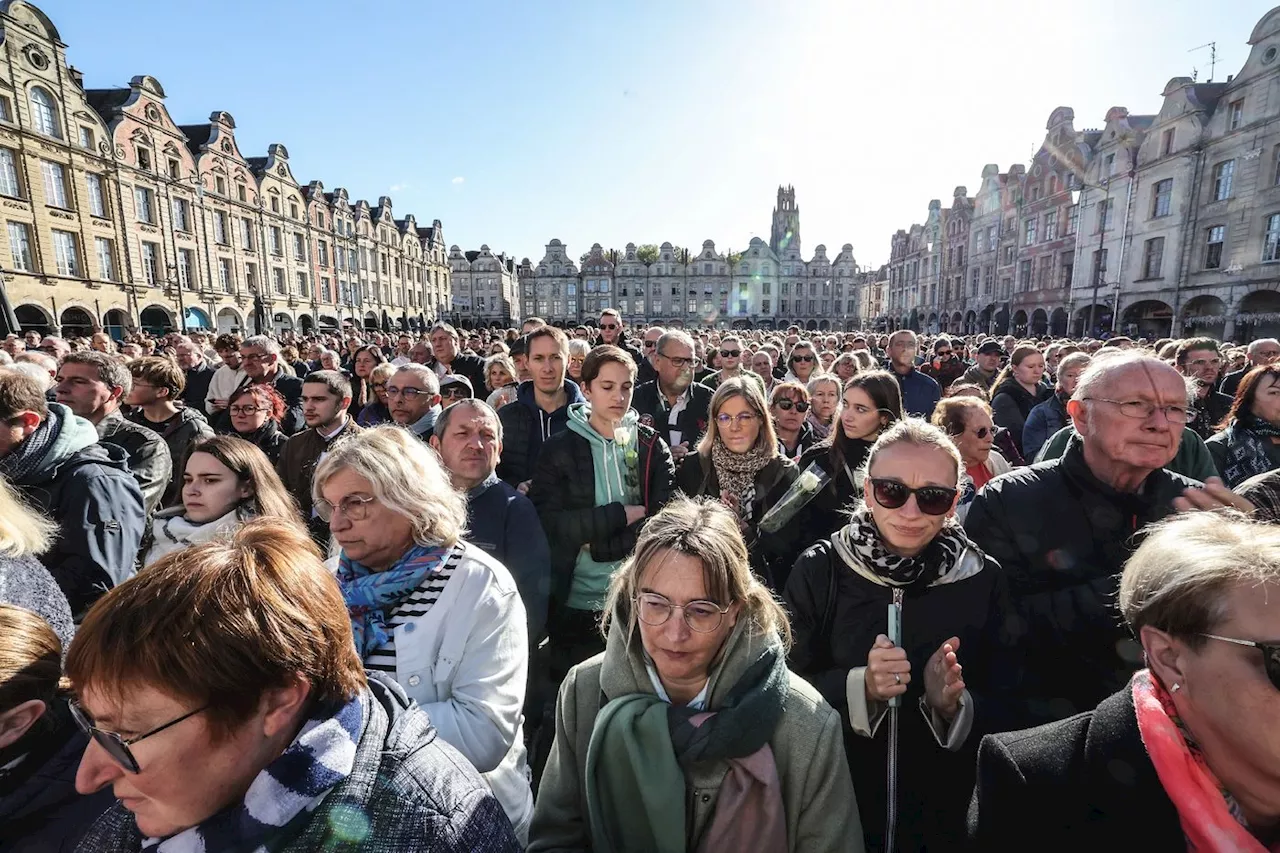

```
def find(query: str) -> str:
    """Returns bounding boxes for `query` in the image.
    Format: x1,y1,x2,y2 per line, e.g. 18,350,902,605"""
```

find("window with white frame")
0,149,19,197
86,173,107,218
177,248,195,290
241,218,254,250
1213,160,1235,201
7,222,32,271
1142,237,1165,279
1152,179,1173,218
171,197,190,231
40,160,68,208
292,233,304,261
1265,214,1280,263
213,211,227,244
269,227,282,255
141,241,159,285
51,230,78,276
78,126,93,150
29,87,59,138
95,237,115,281
135,187,155,224
272,267,285,295
218,258,233,293
1205,225,1225,269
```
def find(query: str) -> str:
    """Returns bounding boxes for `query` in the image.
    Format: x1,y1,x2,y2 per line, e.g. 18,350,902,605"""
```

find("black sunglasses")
643,341,656,348
774,398,810,412
69,699,208,773
600,323,619,330
956,426,991,440
720,349,741,358
1201,634,1280,690
792,354,815,363
867,478,957,516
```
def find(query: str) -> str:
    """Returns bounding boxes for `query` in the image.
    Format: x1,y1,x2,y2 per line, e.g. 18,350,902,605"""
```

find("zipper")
885,586,904,853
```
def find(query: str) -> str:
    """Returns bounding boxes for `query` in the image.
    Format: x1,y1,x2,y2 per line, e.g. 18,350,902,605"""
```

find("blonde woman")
0,477,73,650
313,425,533,841
531,496,863,852
806,373,841,441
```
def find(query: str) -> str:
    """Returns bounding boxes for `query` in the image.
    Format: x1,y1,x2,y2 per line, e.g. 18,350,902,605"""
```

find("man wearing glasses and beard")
631,330,713,464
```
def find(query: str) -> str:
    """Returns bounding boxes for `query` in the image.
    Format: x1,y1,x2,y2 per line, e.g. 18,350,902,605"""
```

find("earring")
1171,683,1181,693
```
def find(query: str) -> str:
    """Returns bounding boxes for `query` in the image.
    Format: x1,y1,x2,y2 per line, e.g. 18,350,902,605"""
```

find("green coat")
528,615,864,853
1035,424,1217,483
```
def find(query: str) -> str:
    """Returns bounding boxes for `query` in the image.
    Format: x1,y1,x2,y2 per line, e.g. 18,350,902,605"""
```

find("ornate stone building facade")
0,0,450,338
882,6,1280,342
519,187,865,330
448,243,519,326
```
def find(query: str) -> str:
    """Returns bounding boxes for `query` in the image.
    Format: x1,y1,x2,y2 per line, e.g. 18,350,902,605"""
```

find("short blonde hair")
602,495,791,649
698,377,779,457
865,418,963,487
0,477,56,558
369,362,397,385
313,424,466,548
1120,511,1280,646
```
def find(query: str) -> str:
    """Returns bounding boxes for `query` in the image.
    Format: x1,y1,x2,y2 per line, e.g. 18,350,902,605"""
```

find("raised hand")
924,636,964,721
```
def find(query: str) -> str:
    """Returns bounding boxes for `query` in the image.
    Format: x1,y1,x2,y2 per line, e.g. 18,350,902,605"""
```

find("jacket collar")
466,471,501,499
1061,435,1166,511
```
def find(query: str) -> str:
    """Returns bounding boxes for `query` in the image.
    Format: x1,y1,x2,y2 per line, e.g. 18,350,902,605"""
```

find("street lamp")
1071,177,1112,337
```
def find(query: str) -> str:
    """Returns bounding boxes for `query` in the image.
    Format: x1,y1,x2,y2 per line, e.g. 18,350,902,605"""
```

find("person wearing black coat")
631,379,713,457
225,338,305,435
429,323,489,395
784,420,1021,852
989,378,1052,460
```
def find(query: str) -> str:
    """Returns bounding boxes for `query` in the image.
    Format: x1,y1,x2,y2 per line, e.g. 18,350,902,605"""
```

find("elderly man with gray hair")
387,362,442,441
1220,337,1280,399
630,329,713,462
430,398,549,646
965,350,1252,728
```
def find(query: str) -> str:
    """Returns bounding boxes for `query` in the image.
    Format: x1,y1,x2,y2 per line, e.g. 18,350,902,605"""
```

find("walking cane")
885,586,904,853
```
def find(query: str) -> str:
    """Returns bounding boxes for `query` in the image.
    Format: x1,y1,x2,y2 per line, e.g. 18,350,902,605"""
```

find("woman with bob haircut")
786,419,1019,852
970,510,1280,850
224,383,288,464
677,376,802,591
67,518,521,852
0,604,115,851
529,496,864,853
356,361,395,427
313,425,534,842
1208,363,1280,488
142,436,301,568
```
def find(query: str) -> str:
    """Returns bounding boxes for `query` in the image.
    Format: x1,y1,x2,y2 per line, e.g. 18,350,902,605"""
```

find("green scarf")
583,646,788,852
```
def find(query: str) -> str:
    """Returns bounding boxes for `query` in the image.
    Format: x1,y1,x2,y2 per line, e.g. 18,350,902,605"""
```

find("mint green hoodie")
566,402,640,611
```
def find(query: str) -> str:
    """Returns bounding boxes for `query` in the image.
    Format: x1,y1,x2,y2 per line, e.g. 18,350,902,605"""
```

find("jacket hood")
566,401,639,446
599,600,782,710
515,378,585,411
28,403,107,482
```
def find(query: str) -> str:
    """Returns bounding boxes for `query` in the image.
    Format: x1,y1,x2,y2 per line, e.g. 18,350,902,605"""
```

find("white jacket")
144,506,246,568
205,364,246,415
328,541,533,842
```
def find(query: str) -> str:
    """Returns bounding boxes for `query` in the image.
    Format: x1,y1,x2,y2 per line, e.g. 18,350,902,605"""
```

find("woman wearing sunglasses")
796,371,904,543
771,381,819,461
933,397,1011,524
676,377,803,591
0,604,115,851
66,518,521,852
784,341,820,385
530,497,863,853
970,510,1280,850
785,419,1017,852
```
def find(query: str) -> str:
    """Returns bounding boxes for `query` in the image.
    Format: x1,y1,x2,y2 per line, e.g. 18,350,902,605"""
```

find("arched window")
29,87,59,138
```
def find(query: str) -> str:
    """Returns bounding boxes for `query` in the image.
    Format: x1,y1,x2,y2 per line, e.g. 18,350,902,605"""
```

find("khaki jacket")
528,615,864,853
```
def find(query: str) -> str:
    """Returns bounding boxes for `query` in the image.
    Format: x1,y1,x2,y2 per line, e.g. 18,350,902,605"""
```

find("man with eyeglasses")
1220,337,1280,399
631,330,712,464
279,369,362,546
703,333,763,393
387,363,442,441
965,351,1252,727
1175,337,1233,440
231,335,304,435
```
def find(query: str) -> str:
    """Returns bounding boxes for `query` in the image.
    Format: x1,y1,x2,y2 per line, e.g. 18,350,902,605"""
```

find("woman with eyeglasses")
347,344,387,419
529,496,864,853
566,338,590,384
676,377,803,591
989,344,1052,458
970,510,1280,850
0,604,116,851
784,341,819,385
785,419,1017,852
528,346,675,681
225,383,288,464
313,425,535,842
66,518,522,852
807,374,841,441
1207,364,1280,488
933,397,1011,524
796,371,905,543
355,362,395,427
832,352,861,383
771,381,818,461
141,436,301,569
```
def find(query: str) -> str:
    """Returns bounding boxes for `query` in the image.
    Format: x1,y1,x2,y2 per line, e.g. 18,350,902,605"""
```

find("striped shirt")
364,546,465,674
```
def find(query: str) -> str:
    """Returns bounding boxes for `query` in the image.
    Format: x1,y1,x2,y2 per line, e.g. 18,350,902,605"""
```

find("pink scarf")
689,712,788,853
1132,670,1280,852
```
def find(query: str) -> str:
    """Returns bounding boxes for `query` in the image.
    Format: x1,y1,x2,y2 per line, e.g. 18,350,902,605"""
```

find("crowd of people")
1,309,1279,851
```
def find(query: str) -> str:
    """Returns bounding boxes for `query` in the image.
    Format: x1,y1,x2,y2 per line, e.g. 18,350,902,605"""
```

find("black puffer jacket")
784,535,1022,852
990,378,1052,457
963,436,1200,725
127,405,214,508
528,422,675,611
793,438,873,543
496,380,586,487
232,420,289,465
96,410,171,516
675,452,801,591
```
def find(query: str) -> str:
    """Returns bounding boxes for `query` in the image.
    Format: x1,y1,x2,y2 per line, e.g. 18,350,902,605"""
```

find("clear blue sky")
41,0,1272,269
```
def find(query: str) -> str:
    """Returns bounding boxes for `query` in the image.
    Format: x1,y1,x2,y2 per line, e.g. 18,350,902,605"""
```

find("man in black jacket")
635,325,663,386
631,329,712,465
0,370,143,618
233,335,304,435
175,338,215,411
1219,336,1280,398
429,322,487,393
597,308,643,363
125,356,213,507
278,369,362,546
55,351,170,516
1175,337,1233,439
497,326,584,489
965,352,1246,727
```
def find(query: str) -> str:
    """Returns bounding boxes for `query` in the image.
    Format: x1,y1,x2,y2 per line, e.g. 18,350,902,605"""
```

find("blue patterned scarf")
142,693,364,853
337,543,451,657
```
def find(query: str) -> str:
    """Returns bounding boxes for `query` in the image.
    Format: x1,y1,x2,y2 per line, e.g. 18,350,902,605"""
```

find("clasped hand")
864,634,965,720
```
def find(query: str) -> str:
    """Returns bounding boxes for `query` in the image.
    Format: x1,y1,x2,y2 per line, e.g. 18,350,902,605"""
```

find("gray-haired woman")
313,425,533,842
530,495,863,853
970,510,1280,850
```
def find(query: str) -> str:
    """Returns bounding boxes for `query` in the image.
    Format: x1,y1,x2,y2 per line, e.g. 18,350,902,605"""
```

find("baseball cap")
440,375,474,398
976,341,1004,356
